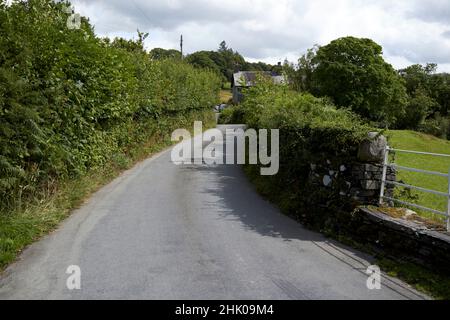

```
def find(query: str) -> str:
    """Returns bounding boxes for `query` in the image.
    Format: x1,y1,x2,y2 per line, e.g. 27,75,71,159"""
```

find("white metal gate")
379,146,450,232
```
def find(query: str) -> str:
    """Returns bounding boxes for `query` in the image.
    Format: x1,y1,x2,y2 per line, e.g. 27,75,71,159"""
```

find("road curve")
0,125,428,300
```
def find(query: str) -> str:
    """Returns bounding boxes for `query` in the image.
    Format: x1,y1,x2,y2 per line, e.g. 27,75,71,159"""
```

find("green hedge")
223,80,372,230
0,0,221,208
235,80,370,162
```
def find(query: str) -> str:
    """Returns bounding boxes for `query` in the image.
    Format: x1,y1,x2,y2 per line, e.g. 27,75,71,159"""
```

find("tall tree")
400,63,436,95
312,37,408,126
287,45,320,92
218,41,228,53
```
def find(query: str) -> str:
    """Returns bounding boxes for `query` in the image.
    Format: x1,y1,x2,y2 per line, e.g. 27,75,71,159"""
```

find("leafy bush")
223,80,372,230
217,106,244,124
419,115,450,140
235,80,370,156
396,88,437,130
0,0,221,209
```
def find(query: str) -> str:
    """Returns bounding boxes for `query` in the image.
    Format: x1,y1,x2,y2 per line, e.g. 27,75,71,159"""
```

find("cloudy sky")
70,0,450,72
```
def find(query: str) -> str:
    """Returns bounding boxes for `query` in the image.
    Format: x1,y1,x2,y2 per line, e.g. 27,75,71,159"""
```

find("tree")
218,41,228,53
137,29,149,48
149,48,181,60
400,63,436,95
186,51,219,71
110,29,149,53
312,37,408,126
246,61,273,72
185,51,225,82
186,41,278,84
400,63,450,117
431,73,450,116
397,88,437,129
287,45,320,92
215,41,247,80
186,42,250,83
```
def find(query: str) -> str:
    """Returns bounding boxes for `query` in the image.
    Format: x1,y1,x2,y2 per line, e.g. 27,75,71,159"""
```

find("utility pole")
180,34,183,59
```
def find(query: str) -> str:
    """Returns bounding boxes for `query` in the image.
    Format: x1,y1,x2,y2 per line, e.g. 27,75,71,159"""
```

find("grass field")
386,130,450,224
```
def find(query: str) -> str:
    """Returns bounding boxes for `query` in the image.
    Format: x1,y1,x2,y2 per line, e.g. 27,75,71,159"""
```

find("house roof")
232,71,286,87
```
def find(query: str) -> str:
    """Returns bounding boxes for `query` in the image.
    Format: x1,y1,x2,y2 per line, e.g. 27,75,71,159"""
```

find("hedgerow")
222,80,372,230
235,80,370,161
0,0,221,209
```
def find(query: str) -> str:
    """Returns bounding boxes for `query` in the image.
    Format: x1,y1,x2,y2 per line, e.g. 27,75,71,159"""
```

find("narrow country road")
0,125,427,300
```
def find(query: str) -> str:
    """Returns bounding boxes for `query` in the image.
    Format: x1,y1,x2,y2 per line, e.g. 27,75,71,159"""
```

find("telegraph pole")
180,34,183,59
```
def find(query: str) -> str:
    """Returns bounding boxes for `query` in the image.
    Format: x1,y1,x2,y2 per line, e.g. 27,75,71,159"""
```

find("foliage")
0,108,216,270
186,50,224,80
284,45,319,92
149,48,182,60
219,89,232,104
430,73,450,117
110,29,149,53
287,41,450,136
419,115,450,140
217,105,244,124
399,64,450,135
186,41,281,85
378,258,450,300
0,0,221,210
235,79,370,142
222,81,370,222
227,85,450,297
311,37,408,127
400,63,437,96
397,88,438,130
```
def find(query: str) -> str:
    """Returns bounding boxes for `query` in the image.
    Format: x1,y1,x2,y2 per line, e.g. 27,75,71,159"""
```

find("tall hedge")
236,80,370,161
0,0,221,207
223,80,372,230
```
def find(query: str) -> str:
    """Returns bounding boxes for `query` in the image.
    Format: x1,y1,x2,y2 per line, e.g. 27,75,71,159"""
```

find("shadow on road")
179,162,427,300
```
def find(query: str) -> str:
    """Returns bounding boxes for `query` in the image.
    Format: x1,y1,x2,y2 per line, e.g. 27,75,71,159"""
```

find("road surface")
0,125,427,300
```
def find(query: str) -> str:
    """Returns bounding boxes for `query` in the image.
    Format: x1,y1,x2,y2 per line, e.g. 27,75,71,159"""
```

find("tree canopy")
185,41,281,85
311,37,408,126
149,48,182,60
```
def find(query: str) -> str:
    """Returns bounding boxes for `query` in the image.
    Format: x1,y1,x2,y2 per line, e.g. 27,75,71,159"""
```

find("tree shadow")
178,161,426,300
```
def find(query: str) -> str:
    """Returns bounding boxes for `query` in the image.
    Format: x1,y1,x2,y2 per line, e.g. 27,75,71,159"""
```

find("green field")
386,130,450,224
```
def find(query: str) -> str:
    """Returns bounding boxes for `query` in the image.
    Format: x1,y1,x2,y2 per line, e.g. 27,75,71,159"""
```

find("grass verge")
0,109,216,272
378,258,450,300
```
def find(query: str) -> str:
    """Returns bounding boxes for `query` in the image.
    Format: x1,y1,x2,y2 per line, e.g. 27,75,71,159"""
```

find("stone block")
357,132,387,163
361,179,381,190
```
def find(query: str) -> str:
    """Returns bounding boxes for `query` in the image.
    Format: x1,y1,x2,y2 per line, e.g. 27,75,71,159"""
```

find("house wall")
232,86,244,104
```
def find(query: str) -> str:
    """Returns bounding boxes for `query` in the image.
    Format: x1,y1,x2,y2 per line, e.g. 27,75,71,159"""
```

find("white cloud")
70,0,450,72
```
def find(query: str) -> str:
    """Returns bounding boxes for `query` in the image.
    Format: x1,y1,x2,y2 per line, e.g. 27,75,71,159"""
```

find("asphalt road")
0,125,427,300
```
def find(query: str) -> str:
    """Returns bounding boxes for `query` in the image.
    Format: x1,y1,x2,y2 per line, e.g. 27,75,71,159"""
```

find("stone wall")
308,132,396,206
309,162,396,206
307,132,450,274
354,207,450,274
